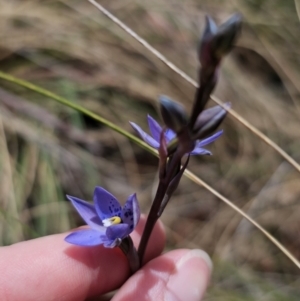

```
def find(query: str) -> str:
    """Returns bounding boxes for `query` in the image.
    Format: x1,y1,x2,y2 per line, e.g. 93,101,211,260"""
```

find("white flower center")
103,216,121,227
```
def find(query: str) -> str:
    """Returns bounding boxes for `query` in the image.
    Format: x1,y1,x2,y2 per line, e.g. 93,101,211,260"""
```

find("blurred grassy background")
0,0,300,299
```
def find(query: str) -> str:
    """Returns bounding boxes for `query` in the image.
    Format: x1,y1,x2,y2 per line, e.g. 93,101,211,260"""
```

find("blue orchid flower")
65,187,140,248
130,115,223,155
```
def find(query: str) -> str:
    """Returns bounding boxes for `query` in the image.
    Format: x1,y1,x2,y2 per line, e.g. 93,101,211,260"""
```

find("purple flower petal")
121,193,140,233
147,115,162,142
130,122,160,149
94,187,122,220
164,129,176,142
65,228,107,246
190,147,212,156
197,130,223,147
66,195,103,230
106,224,130,240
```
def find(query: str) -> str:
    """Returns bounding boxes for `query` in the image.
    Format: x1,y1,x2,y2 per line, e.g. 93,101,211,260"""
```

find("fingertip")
112,249,212,301
0,216,166,301
165,249,212,301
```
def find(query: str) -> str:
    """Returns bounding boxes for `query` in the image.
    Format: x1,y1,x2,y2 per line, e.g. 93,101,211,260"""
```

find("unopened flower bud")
159,95,188,133
192,103,231,139
211,14,242,60
203,15,218,37
199,14,242,70
199,15,218,68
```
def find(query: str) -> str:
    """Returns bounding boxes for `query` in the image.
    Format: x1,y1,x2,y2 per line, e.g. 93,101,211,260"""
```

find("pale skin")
0,216,211,301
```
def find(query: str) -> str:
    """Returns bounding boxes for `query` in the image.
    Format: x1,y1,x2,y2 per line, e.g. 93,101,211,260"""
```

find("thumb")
112,249,212,301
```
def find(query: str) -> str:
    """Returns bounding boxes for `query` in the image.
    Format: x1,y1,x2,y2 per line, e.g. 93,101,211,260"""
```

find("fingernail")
164,250,212,301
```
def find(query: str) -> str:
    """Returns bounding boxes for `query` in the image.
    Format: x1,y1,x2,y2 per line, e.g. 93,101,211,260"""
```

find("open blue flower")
65,187,140,248
130,115,223,155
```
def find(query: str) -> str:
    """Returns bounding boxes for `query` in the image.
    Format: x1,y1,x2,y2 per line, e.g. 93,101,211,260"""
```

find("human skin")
0,216,211,301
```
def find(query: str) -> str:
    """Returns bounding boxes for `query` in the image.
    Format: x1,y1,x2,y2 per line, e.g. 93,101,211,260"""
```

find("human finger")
0,215,165,301
112,249,212,301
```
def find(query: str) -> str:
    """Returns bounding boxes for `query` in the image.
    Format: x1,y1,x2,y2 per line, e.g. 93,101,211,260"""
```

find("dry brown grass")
0,0,300,299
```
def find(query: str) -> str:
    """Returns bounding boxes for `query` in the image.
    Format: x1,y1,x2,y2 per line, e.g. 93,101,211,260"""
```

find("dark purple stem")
189,68,218,129
120,236,140,274
137,151,182,265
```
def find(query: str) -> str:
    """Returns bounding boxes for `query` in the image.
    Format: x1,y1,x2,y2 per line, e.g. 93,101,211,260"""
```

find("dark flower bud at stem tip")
203,15,218,39
198,15,218,67
192,102,231,140
212,14,242,60
199,14,242,69
159,95,188,134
